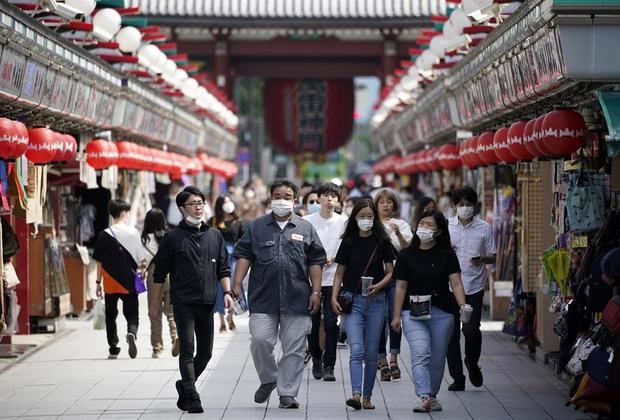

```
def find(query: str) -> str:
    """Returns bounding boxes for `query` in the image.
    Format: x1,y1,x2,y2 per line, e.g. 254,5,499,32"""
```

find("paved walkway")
0,295,590,419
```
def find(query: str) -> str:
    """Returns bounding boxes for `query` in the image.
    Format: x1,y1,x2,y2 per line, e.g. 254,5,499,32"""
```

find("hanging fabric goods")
0,162,8,210
9,160,27,211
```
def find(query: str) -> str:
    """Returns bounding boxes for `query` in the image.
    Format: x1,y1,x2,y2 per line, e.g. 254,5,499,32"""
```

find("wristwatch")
223,290,234,297
312,290,321,296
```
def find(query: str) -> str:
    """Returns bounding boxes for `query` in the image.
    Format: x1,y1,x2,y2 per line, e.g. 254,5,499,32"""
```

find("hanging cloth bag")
566,172,605,233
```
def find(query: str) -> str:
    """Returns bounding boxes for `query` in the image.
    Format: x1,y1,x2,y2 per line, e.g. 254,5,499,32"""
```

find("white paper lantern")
172,69,189,88
429,35,447,59
162,59,177,80
181,78,200,99
150,50,168,74
66,0,96,15
449,8,471,34
116,26,142,54
137,44,160,68
92,8,122,41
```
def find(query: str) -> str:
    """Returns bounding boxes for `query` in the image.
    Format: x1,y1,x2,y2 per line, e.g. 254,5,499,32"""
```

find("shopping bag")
566,172,605,233
93,299,105,330
566,337,597,376
134,272,147,294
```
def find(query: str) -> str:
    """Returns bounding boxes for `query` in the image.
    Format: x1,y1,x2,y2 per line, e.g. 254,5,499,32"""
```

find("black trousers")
308,286,339,368
173,303,215,401
105,293,139,354
447,290,484,381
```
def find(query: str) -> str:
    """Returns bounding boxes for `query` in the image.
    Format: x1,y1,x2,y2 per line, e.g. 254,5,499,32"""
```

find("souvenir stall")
0,1,239,342
369,0,620,389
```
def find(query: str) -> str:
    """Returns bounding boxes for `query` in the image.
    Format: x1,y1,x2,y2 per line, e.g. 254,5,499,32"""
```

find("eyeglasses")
308,200,319,205
184,201,205,208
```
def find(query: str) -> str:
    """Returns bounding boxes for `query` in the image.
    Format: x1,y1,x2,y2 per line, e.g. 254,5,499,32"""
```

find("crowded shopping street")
0,302,592,420
2,0,620,419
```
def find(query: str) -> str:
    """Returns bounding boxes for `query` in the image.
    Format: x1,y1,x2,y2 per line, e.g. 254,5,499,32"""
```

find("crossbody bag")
336,244,379,314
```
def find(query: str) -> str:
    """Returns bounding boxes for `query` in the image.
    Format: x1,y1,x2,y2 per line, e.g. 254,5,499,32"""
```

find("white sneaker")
429,398,442,411
413,397,433,413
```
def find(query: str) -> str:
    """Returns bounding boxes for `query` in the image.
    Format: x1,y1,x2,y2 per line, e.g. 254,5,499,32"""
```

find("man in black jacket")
153,186,233,414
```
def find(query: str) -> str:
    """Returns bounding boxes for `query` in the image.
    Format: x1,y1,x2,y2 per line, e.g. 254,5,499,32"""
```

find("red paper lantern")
417,150,430,172
460,140,474,169
86,139,118,169
116,141,137,169
507,121,532,161
493,127,514,163
60,134,77,162
10,121,29,160
26,128,56,164
0,118,16,159
51,132,66,162
523,119,545,158
542,110,586,156
438,144,461,170
477,132,497,165
534,114,552,156
264,79,355,153
468,136,484,168
428,148,442,171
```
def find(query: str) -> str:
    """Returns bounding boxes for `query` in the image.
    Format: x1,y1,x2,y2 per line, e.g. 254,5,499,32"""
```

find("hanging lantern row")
385,109,586,175
460,109,585,169
84,140,238,179
0,118,77,165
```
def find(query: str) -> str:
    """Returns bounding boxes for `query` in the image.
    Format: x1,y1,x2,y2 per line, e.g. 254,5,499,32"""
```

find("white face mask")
271,199,294,217
416,227,436,244
222,202,235,214
457,206,475,220
180,208,202,227
357,219,374,232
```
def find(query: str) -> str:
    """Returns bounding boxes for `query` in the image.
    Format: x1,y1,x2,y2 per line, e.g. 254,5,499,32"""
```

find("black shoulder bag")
336,244,378,314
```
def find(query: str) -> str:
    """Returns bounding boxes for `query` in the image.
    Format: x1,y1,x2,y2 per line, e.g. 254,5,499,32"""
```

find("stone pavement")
0,295,591,419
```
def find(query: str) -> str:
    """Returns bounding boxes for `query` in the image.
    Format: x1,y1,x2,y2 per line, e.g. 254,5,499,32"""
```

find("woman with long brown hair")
208,195,246,332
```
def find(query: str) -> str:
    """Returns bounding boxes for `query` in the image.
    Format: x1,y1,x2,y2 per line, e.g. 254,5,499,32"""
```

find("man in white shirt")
303,182,348,382
93,199,146,360
446,186,496,391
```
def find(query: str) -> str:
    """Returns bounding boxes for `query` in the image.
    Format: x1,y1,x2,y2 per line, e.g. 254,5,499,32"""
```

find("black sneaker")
279,396,299,409
187,398,204,414
323,366,336,382
126,333,137,359
175,380,188,411
254,382,277,403
465,359,483,387
448,379,465,391
312,358,323,380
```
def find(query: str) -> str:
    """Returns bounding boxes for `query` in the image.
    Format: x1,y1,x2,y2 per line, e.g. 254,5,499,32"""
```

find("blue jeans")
402,306,454,397
215,243,246,315
379,283,402,357
345,292,386,398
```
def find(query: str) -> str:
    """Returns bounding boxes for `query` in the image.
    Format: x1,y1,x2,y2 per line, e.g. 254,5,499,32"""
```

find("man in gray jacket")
233,178,326,409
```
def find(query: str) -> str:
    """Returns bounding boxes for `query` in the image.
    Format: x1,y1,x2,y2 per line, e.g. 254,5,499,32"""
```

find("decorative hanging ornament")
438,143,461,170
468,136,485,168
25,127,56,164
0,118,16,160
85,139,118,169
533,114,552,156
507,121,532,161
10,121,29,160
477,131,498,165
542,110,586,156
493,127,515,163
523,118,545,159
116,141,137,169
